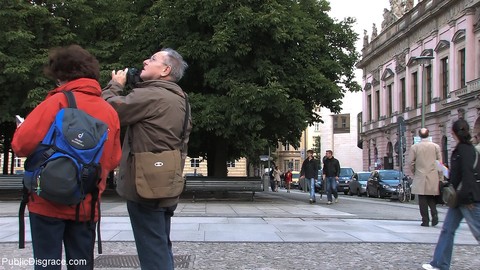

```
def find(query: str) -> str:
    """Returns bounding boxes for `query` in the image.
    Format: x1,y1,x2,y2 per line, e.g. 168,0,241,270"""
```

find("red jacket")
12,78,122,221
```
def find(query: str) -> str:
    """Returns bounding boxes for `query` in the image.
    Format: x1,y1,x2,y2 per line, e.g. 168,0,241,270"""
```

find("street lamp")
414,55,434,128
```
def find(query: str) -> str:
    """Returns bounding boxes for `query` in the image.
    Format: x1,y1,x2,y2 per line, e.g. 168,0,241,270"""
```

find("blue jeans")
29,213,95,270
127,201,177,270
325,177,338,202
307,178,316,201
430,203,480,270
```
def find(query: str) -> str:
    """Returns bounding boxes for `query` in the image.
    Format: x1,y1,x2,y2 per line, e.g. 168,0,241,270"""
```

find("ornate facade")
357,0,480,173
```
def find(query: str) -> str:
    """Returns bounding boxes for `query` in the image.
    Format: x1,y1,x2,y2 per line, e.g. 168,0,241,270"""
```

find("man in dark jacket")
300,150,319,203
102,48,191,270
323,150,341,205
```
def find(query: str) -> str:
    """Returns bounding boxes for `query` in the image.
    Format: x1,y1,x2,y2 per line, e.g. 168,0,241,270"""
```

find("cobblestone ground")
1,242,479,270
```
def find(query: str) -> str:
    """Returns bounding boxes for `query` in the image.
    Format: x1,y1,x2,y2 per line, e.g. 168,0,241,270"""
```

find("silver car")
348,172,370,196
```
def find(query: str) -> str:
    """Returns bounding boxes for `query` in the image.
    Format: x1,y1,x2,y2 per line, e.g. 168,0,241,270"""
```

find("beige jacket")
409,139,442,195
102,80,192,207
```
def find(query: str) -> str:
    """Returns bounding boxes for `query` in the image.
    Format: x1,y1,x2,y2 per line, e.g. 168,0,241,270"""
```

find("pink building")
357,0,480,174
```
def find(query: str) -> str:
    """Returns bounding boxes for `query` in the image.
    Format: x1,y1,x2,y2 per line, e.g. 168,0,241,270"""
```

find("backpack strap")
62,91,78,108
18,186,29,249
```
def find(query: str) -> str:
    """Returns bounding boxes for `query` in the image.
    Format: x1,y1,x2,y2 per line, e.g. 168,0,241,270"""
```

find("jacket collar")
137,80,185,98
46,78,101,98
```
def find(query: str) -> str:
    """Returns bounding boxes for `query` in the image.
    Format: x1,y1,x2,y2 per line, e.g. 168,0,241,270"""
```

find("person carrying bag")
422,119,480,270
132,96,190,199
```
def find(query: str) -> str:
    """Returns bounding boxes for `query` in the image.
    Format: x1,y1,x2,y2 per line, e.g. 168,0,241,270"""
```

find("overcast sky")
328,0,390,83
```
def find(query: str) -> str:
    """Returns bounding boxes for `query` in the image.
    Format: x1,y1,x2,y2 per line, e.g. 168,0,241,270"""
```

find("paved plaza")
0,190,479,269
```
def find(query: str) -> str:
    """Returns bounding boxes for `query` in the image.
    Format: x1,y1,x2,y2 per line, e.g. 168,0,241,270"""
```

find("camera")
126,67,143,89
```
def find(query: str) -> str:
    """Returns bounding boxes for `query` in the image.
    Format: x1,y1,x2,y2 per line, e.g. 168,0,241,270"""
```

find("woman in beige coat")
273,166,282,192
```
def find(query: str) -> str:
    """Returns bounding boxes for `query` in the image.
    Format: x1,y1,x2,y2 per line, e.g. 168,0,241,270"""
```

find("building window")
459,48,466,87
375,90,380,120
313,122,321,132
333,114,350,134
387,84,393,116
283,143,290,151
15,157,22,168
442,136,448,168
412,72,418,109
426,65,432,105
294,160,300,171
227,161,236,167
284,160,290,171
190,158,200,167
441,57,449,99
367,94,372,121
400,78,406,112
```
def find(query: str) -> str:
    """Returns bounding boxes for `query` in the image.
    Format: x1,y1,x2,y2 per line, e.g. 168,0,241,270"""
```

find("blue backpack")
19,91,108,251
22,91,108,205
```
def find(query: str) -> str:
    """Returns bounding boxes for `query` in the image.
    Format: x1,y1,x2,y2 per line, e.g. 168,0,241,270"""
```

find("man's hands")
111,68,128,87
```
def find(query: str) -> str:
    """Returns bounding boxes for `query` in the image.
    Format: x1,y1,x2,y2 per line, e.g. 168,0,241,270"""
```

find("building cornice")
357,0,478,70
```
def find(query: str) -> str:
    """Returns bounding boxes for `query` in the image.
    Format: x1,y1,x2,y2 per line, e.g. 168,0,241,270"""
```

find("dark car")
315,169,323,193
299,170,323,192
337,167,355,194
348,171,370,196
366,170,404,198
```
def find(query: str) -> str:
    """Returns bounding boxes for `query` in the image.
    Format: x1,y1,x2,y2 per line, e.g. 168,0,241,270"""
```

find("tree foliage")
0,0,131,173
137,0,361,176
0,0,360,177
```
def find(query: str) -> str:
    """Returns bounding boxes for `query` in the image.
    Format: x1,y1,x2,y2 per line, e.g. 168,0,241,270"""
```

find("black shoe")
432,217,439,227
421,223,429,227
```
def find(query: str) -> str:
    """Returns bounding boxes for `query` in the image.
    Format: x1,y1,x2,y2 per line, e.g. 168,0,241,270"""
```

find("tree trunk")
1,122,15,175
207,138,228,177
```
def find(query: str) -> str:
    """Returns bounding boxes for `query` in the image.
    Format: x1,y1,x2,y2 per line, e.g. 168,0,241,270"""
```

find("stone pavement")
0,190,479,269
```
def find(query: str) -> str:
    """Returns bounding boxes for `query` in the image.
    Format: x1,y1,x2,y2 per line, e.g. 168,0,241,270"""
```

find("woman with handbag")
422,119,480,270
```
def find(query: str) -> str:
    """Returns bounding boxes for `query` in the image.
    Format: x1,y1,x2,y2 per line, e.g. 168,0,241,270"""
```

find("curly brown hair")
44,44,100,82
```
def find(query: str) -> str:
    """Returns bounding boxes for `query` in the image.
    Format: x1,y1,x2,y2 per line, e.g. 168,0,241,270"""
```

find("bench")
184,176,263,202
0,175,23,190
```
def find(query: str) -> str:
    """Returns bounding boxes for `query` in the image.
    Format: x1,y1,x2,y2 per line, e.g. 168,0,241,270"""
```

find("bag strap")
179,94,190,151
128,94,190,152
62,91,77,108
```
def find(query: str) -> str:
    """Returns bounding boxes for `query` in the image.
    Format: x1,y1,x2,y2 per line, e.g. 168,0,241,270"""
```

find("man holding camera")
102,48,191,270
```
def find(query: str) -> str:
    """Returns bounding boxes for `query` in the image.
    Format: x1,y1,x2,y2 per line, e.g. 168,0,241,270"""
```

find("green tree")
1,0,360,178
313,135,322,167
0,0,136,173
139,0,360,176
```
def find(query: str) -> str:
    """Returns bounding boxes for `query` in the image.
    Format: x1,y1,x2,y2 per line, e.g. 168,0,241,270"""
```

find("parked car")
298,170,324,192
348,171,370,196
315,169,323,193
366,170,404,198
291,171,300,189
337,167,355,194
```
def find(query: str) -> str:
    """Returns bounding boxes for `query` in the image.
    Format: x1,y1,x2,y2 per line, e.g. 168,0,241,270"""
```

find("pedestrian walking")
422,119,480,270
323,150,340,205
102,48,191,270
284,168,293,193
409,128,442,227
12,45,122,270
269,167,276,192
273,166,282,192
300,150,319,203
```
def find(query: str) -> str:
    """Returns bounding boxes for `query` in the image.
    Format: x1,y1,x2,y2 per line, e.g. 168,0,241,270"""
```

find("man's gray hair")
161,48,188,82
